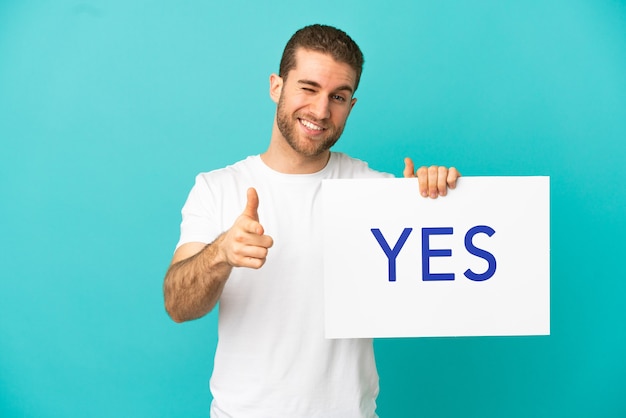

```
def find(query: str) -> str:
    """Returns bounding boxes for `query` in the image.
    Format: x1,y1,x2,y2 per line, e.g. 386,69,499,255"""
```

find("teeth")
300,119,324,131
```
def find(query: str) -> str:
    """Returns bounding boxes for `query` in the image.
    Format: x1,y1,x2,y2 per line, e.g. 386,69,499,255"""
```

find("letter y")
371,228,413,282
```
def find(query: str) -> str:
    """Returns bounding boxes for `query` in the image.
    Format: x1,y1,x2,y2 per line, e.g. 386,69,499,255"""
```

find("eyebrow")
297,79,354,95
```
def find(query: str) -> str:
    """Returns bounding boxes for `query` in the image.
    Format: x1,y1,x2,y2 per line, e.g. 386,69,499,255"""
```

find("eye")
331,94,346,103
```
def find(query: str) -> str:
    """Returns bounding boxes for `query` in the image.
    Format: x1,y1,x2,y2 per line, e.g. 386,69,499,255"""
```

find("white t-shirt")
177,153,393,418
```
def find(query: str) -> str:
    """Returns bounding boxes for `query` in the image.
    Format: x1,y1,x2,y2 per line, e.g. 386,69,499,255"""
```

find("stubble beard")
275,94,344,158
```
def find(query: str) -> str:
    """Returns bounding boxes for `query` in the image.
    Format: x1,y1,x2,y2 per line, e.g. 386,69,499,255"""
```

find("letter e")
422,227,455,281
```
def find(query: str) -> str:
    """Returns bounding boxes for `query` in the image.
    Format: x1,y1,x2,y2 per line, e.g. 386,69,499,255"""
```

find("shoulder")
195,156,260,185
181,156,262,219
183,156,261,207
329,152,394,179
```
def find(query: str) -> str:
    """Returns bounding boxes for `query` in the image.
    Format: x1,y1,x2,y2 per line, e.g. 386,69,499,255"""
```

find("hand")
403,157,461,199
220,188,274,269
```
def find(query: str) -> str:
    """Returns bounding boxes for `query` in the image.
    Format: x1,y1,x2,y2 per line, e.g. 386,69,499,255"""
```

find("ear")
269,73,283,104
345,97,357,117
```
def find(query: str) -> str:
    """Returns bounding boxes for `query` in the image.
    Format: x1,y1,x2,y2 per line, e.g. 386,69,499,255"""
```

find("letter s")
464,225,497,281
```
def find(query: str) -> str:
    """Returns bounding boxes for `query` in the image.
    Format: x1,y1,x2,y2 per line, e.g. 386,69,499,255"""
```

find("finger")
234,217,273,248
438,166,449,196
447,167,461,189
234,236,273,269
231,250,267,269
243,219,264,236
243,187,259,221
403,157,415,178
238,244,270,261
428,166,439,198
242,256,267,270
245,232,273,249
417,166,428,197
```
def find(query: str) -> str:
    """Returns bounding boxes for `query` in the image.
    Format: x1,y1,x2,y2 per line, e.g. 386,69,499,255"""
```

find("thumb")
243,187,259,221
403,157,415,178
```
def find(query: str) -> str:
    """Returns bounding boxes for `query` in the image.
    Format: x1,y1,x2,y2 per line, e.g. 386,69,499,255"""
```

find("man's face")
273,48,357,158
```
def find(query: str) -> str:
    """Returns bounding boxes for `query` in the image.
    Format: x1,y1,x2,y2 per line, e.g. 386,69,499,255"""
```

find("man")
164,24,460,417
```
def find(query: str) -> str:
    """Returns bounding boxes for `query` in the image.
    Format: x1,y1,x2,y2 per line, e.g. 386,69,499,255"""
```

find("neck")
260,120,331,174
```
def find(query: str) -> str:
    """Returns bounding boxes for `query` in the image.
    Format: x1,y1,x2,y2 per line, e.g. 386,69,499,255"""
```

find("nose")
309,95,330,120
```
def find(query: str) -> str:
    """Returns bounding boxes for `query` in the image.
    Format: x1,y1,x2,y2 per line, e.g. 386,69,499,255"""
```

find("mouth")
298,118,326,133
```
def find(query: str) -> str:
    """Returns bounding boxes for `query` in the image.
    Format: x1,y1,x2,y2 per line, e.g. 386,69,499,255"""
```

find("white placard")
322,177,550,338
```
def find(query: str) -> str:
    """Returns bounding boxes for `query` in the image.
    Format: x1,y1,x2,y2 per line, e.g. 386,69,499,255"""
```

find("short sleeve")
176,174,223,249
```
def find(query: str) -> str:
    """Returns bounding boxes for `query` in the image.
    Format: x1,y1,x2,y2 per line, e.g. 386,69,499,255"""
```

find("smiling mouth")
298,118,326,132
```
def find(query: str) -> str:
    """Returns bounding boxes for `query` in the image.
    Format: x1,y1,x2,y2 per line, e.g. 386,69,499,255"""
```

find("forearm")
163,235,233,323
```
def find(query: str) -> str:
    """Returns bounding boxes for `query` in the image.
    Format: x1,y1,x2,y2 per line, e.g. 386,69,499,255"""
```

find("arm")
163,188,274,323
403,157,461,198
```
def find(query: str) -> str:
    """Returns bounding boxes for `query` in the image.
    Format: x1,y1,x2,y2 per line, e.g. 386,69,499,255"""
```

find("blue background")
1,1,625,417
